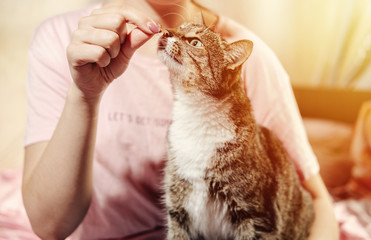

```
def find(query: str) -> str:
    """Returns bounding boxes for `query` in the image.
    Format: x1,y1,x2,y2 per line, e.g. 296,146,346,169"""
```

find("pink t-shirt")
25,4,319,239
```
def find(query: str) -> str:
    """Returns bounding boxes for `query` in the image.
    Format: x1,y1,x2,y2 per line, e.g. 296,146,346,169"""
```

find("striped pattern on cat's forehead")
179,22,212,36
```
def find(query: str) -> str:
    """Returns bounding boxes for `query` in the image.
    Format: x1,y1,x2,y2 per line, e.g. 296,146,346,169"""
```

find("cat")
157,16,314,240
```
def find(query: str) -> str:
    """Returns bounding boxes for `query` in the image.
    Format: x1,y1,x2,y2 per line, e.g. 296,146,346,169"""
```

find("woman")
22,0,339,239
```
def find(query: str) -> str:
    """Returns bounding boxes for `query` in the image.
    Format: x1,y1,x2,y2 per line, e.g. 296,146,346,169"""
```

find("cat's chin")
157,50,183,72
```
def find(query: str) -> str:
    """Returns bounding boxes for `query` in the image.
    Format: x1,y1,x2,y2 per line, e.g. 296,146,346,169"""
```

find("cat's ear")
193,11,206,25
224,40,253,70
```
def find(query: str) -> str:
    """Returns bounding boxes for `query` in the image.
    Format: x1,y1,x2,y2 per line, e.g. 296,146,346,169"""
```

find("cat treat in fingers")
158,15,314,240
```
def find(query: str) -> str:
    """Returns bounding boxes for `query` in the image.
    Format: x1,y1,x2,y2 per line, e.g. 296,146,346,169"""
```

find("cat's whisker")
159,2,192,20
161,12,187,23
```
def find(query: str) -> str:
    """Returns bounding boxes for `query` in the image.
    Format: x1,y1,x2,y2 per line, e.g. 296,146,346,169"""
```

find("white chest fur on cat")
169,93,235,179
185,179,234,239
168,93,236,239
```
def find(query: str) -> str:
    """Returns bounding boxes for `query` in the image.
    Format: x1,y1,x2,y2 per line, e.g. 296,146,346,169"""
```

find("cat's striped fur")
158,18,314,240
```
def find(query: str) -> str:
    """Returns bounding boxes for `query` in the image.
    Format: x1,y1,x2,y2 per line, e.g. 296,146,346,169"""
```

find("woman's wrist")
308,197,339,240
67,83,102,117
303,174,340,240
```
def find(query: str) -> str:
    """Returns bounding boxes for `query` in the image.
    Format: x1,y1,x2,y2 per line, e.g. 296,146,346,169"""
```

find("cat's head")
157,14,253,97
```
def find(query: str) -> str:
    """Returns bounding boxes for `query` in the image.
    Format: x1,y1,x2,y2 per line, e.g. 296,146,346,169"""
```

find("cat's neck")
171,74,257,138
172,84,253,123
172,91,232,119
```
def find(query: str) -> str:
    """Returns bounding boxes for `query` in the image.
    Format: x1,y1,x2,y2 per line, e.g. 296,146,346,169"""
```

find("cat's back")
256,125,315,239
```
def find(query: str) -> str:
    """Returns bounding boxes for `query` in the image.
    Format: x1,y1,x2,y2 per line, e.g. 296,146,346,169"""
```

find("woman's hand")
67,2,160,101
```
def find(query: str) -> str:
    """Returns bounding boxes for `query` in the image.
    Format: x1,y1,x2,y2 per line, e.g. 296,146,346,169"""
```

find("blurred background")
0,0,370,169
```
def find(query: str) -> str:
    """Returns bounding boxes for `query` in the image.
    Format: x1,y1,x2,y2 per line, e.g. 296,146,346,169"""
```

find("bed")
295,87,371,239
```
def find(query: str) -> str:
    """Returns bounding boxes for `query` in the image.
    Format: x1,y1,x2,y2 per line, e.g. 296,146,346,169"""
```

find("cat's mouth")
158,37,168,50
158,36,182,65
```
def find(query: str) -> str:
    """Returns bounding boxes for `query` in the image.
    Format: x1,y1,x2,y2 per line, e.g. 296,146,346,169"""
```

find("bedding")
303,100,371,240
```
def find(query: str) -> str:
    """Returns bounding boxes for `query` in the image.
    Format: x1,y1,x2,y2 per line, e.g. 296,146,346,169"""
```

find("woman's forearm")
22,84,100,239
308,196,339,240
303,174,339,240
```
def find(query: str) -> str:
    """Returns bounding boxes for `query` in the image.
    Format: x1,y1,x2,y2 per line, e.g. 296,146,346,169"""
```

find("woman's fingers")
78,13,128,44
72,27,122,59
121,28,152,60
71,6,160,67
107,27,153,71
67,42,111,68
90,6,159,35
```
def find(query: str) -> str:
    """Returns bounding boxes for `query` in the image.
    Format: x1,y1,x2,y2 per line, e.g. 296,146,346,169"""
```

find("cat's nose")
163,29,175,37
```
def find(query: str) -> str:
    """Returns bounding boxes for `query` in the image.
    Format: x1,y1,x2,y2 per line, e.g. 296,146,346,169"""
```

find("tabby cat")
157,16,314,240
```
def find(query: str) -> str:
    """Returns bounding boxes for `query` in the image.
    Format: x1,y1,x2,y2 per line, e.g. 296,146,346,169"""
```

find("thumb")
108,27,158,79
119,27,155,63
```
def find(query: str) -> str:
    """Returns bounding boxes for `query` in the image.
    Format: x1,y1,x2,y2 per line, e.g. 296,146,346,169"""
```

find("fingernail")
147,21,160,34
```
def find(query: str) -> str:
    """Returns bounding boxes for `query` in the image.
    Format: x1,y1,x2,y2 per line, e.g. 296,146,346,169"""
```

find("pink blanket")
335,199,371,240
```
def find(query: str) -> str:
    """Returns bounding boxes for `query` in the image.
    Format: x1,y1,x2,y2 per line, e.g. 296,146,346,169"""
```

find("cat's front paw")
234,219,257,240
167,229,191,240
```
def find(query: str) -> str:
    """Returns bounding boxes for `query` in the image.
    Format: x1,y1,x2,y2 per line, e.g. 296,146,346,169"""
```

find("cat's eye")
188,39,204,48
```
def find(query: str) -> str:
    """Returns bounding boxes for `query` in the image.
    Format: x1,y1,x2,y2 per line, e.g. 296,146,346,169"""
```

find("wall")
201,0,371,89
